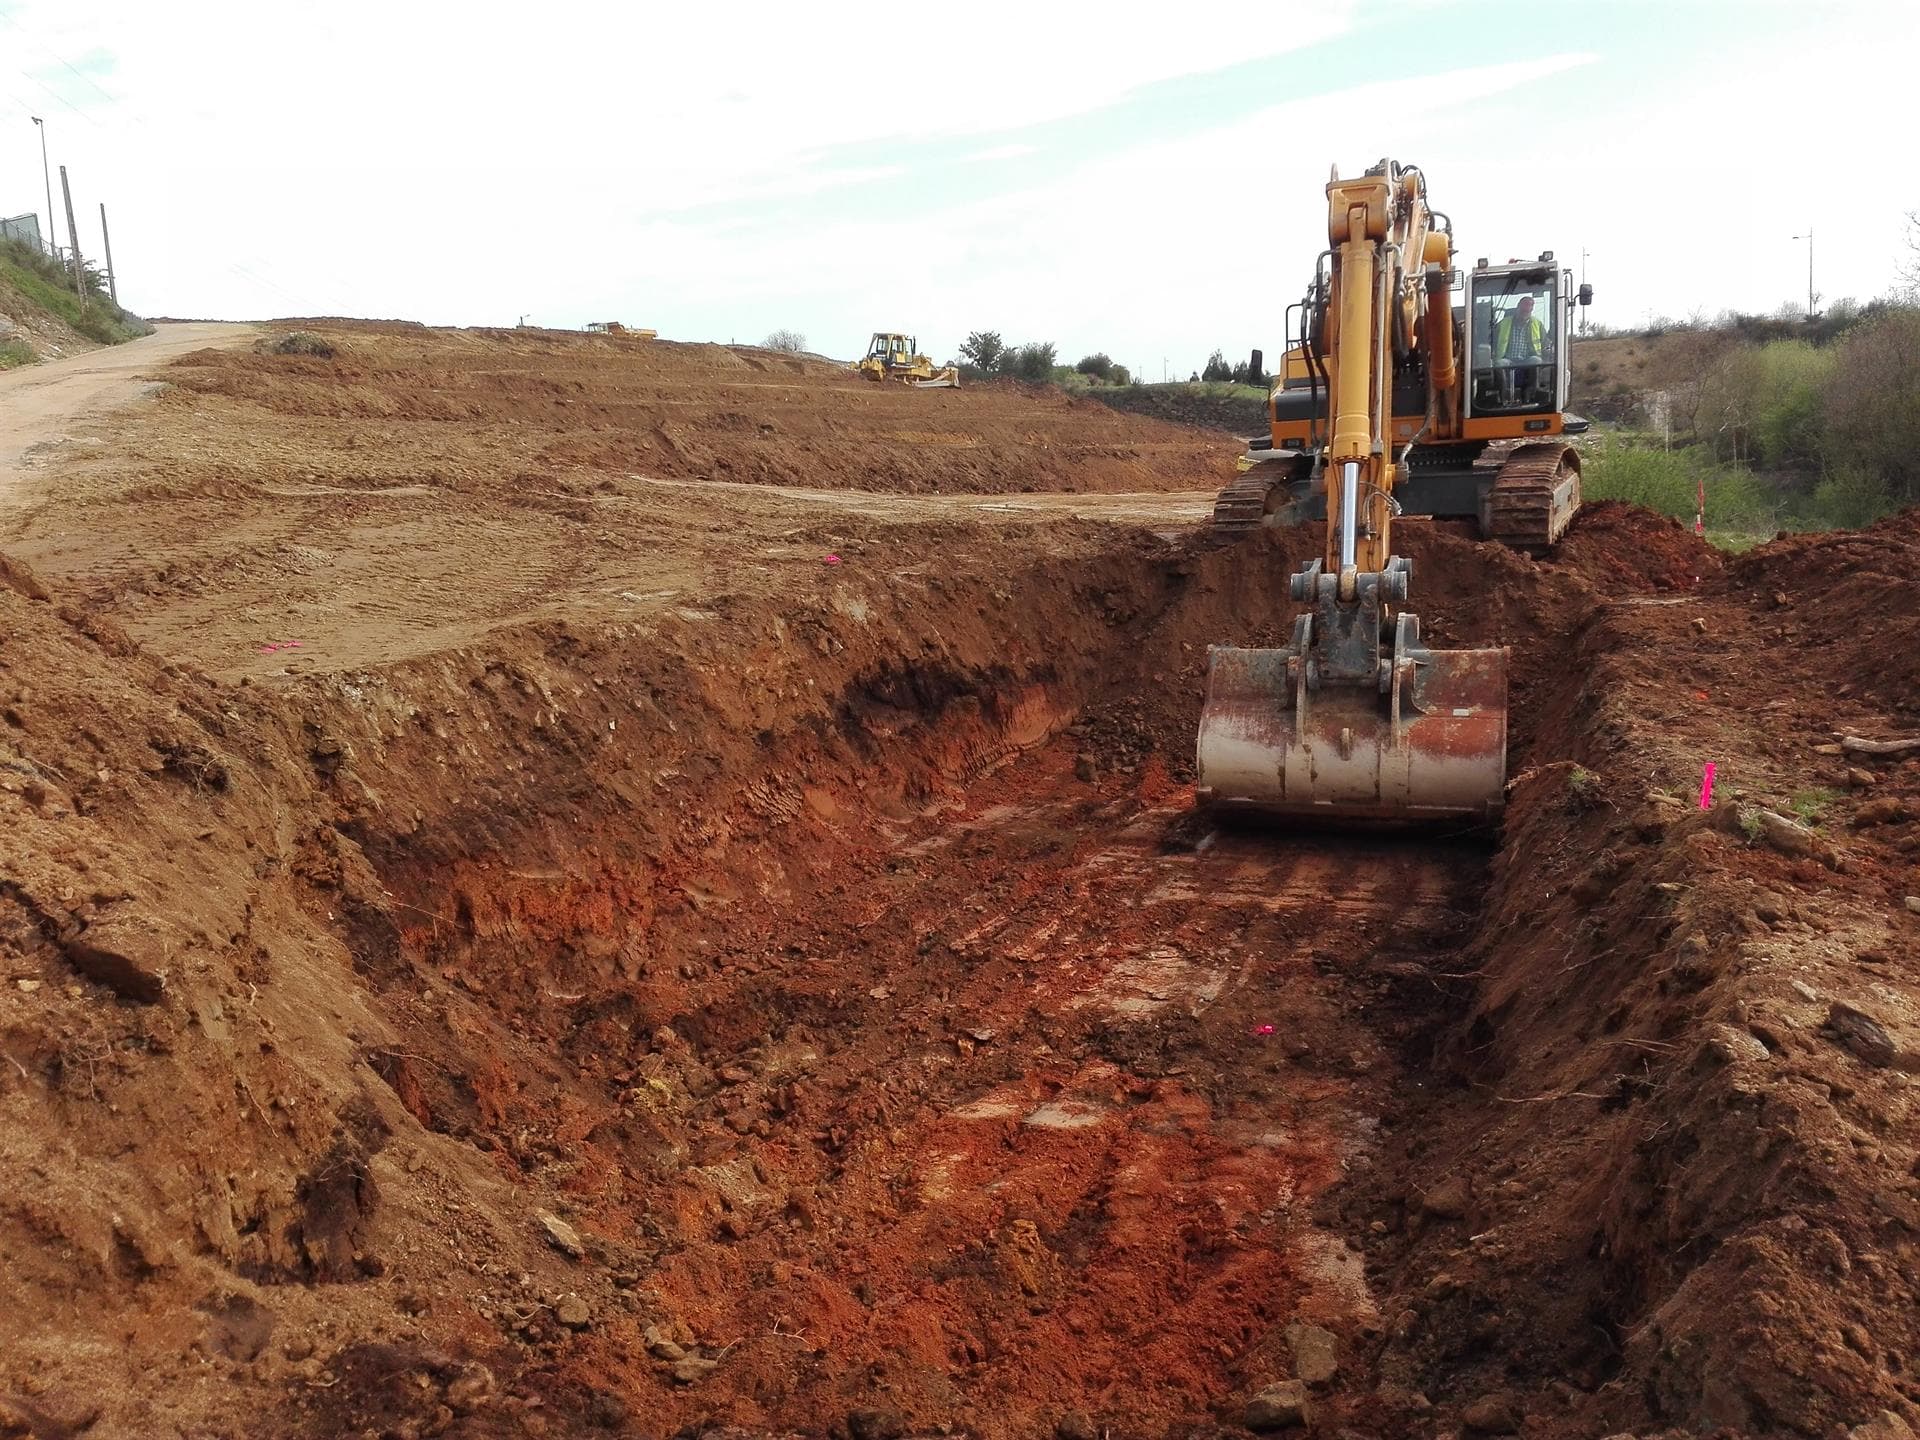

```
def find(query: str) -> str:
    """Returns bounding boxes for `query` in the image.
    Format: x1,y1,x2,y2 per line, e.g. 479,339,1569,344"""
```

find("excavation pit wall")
6,506,1909,1438
280,508,1703,1436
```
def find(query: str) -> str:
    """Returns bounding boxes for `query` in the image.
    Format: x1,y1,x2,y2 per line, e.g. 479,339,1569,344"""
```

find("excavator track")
1208,456,1306,546
1479,441,1581,555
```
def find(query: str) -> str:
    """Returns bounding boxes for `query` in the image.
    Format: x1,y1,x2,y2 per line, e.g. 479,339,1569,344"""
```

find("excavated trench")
291,513,1703,1439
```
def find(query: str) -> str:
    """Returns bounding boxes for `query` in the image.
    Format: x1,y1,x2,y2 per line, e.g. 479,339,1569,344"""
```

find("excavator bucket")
1196,635,1508,822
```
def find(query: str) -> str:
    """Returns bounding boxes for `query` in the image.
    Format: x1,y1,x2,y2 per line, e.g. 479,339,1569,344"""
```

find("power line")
0,12,121,107
6,61,100,126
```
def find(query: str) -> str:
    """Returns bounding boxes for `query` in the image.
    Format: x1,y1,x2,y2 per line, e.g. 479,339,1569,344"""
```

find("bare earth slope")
2,323,1918,1440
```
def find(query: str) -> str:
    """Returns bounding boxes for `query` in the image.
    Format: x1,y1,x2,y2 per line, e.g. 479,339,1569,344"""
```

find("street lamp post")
1791,229,1814,321
31,117,56,260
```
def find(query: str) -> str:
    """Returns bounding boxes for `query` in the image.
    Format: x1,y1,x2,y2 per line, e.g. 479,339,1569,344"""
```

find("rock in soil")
1055,1412,1097,1440
672,1357,720,1386
1852,1412,1919,1439
1827,1001,1898,1068
847,1406,908,1440
1749,807,1840,867
1420,1175,1471,1219
554,1293,591,1329
537,1210,585,1258
1704,1023,1771,1065
1285,1321,1339,1385
1245,1381,1311,1431
444,1364,495,1414
1853,796,1910,827
1461,1395,1520,1434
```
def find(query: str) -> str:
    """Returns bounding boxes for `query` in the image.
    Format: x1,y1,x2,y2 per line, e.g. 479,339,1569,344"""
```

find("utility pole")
98,203,117,304
31,117,55,260
58,165,84,300
1792,229,1814,321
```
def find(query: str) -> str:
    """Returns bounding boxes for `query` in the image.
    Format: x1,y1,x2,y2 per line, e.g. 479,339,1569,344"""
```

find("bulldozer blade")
1196,643,1508,822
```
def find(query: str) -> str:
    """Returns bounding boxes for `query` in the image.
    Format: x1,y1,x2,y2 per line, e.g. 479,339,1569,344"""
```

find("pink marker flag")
1699,761,1716,810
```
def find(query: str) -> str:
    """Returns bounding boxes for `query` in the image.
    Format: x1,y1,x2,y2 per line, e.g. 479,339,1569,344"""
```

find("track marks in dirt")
645,751,1491,1431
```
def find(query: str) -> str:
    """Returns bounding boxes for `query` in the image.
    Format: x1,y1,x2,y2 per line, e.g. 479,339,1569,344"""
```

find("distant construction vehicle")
1197,158,1593,824
853,332,959,388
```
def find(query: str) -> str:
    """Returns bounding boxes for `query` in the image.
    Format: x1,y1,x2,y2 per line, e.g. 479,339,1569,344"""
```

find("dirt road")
0,320,256,511
2,321,1918,1440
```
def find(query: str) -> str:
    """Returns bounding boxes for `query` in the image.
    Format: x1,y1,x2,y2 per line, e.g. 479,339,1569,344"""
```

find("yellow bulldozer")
852,332,959,388
1196,158,1593,824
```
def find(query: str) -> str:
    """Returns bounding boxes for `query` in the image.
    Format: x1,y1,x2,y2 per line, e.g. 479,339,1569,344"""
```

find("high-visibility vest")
1495,313,1545,360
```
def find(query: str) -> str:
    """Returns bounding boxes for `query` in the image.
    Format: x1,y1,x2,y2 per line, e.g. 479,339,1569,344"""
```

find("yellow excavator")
1196,158,1591,822
852,332,960,388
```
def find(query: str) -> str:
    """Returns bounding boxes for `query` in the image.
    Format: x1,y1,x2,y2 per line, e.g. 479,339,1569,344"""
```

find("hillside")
0,237,151,368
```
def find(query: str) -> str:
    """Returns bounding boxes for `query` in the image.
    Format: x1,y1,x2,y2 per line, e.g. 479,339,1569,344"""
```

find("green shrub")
0,335,36,369
1804,466,1898,529
1823,306,1920,501
1007,341,1056,382
1582,440,1774,530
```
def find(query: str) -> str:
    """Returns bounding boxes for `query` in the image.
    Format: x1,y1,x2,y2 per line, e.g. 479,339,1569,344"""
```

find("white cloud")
960,144,1039,165
0,0,1909,364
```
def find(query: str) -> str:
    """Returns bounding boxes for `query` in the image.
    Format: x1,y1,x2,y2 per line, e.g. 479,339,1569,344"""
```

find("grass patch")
1788,788,1843,826
0,336,35,370
1582,432,1904,546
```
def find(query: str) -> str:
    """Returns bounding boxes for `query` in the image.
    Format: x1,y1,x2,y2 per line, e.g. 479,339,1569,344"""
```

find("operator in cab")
1495,294,1547,399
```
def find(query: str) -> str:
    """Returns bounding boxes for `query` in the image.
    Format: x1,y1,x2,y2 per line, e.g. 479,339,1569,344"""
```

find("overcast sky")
2,0,1912,376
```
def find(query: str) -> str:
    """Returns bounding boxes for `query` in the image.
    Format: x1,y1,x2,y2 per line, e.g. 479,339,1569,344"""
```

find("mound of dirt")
1730,507,1920,718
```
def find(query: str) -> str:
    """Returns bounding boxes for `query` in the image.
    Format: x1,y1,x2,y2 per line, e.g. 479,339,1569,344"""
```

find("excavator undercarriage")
1212,439,1582,555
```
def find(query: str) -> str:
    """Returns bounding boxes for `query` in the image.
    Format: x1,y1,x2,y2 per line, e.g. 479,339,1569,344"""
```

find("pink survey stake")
1698,762,1716,810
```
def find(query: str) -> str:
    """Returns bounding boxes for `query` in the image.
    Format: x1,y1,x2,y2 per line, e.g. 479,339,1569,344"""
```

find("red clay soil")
4,323,1920,1440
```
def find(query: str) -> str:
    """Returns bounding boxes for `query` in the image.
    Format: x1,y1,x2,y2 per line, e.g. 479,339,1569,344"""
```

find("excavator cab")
1468,263,1566,416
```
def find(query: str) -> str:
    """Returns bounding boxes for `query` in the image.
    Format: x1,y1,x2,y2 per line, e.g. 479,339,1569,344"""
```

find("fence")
1,213,43,249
